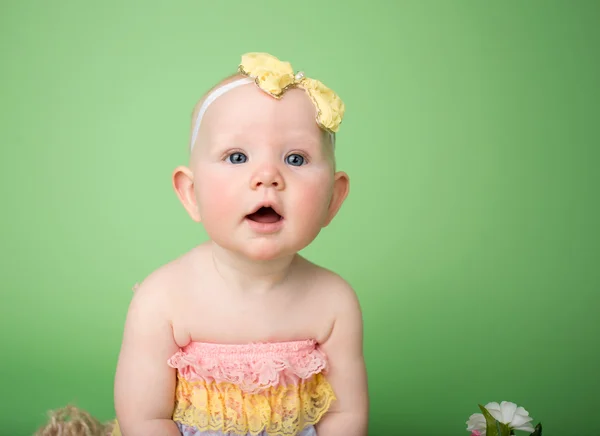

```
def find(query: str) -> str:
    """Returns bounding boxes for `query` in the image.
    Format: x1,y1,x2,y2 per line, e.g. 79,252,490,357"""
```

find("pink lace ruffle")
167,339,328,394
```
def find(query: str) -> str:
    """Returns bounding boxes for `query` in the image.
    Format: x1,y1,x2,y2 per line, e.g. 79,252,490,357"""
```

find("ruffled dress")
111,339,335,436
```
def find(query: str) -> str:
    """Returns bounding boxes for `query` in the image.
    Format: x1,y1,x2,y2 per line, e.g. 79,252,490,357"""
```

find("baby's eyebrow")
282,132,323,146
206,132,246,147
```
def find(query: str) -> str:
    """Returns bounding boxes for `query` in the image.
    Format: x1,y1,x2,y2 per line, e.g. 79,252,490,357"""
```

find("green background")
1,1,598,435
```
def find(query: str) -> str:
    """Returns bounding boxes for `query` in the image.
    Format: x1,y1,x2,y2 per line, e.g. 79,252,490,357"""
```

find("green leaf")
478,404,512,436
530,423,543,436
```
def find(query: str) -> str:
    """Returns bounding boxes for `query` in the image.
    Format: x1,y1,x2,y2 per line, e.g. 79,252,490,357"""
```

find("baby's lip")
247,202,284,218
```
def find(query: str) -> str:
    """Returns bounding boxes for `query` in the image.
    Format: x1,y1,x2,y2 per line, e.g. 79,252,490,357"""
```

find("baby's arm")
316,280,369,436
114,275,182,435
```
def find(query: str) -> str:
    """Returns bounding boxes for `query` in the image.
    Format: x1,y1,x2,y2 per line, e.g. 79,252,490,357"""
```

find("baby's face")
188,82,345,261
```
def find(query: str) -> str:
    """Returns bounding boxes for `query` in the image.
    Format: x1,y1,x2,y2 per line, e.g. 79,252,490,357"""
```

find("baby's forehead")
198,83,321,138
207,125,326,148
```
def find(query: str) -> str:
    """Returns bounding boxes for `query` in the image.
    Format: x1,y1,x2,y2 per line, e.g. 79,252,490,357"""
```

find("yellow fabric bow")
238,52,345,133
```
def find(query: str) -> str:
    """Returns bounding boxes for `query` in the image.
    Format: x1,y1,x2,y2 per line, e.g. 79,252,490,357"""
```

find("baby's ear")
172,165,201,222
324,170,350,226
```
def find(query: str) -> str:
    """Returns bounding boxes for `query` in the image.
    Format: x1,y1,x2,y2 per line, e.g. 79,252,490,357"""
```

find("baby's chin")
216,238,305,263
238,243,297,262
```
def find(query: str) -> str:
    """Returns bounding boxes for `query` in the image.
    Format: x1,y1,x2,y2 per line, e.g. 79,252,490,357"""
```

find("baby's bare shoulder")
130,245,207,308
298,258,361,313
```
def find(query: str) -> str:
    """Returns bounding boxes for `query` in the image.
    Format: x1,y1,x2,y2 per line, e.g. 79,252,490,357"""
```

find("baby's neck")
209,242,297,295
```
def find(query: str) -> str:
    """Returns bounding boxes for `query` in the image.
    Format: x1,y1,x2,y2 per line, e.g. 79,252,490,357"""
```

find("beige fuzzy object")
35,405,115,436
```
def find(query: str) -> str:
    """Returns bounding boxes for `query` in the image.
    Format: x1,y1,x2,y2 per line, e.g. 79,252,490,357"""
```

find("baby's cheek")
294,179,332,220
208,193,236,218
196,174,239,218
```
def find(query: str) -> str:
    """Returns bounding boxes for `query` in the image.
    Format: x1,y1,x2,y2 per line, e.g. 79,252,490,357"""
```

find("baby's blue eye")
227,152,247,164
286,154,305,166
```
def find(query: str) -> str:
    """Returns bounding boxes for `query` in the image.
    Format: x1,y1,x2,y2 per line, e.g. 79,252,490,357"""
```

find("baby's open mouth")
246,207,283,224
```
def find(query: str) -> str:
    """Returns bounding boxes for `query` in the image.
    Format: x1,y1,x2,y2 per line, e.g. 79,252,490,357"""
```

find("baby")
39,52,368,436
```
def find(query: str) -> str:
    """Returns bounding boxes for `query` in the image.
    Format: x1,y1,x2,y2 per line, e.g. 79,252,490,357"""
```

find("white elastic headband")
190,77,254,151
189,77,336,152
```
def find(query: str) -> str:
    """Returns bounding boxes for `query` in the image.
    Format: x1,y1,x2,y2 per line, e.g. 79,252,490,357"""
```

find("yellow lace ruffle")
172,372,335,436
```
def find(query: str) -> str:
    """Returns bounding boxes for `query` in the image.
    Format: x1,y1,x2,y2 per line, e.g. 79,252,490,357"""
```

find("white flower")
466,401,535,435
466,412,487,435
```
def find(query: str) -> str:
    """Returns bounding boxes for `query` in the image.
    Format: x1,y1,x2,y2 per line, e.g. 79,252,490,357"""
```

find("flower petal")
510,413,534,428
500,401,517,424
485,402,501,411
466,413,486,432
484,402,503,422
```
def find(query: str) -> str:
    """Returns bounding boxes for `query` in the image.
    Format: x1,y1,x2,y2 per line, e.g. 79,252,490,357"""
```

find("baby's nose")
250,165,285,190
